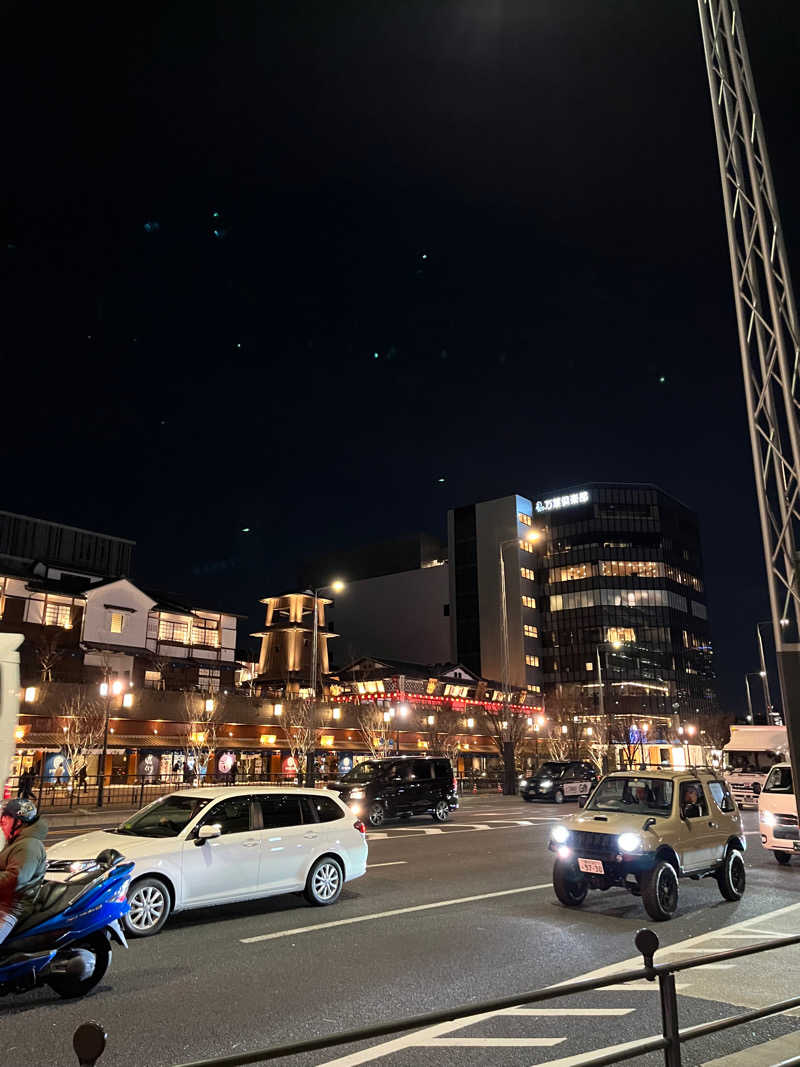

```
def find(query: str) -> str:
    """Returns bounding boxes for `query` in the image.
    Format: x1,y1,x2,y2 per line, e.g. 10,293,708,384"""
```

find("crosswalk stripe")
504,1008,635,1017
416,1037,565,1047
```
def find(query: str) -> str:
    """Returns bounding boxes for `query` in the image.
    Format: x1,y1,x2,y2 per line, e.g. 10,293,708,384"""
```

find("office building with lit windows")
448,484,716,724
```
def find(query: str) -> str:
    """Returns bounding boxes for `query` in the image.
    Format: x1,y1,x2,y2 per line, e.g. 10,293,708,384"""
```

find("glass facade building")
449,484,716,723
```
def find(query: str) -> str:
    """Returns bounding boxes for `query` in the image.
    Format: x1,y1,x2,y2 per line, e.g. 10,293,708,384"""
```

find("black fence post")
659,972,681,1066
138,776,145,810
73,1022,106,1065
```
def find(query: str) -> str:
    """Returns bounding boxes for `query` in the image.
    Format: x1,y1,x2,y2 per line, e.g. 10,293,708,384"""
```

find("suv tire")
367,802,386,828
717,848,746,901
642,860,679,921
432,799,450,823
774,850,792,866
552,858,588,907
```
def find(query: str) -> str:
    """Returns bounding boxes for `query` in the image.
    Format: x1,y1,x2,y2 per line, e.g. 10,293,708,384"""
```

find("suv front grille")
776,814,799,827
570,830,618,854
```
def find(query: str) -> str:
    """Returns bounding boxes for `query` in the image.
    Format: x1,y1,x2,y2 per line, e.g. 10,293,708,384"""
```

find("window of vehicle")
258,794,303,828
764,766,793,794
115,794,211,838
304,795,344,823
386,762,412,782
341,760,380,783
434,760,451,780
725,750,780,773
537,762,569,779
708,780,736,812
412,759,433,780
199,796,252,835
679,780,708,819
586,777,674,816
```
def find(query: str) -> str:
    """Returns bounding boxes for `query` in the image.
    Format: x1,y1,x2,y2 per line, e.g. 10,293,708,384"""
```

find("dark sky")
4,1,800,712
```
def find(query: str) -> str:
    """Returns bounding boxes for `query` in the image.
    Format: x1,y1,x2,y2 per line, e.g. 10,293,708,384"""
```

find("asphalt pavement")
3,795,799,1067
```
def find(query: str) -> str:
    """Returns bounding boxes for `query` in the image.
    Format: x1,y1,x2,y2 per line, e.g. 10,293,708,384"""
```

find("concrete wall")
330,564,451,666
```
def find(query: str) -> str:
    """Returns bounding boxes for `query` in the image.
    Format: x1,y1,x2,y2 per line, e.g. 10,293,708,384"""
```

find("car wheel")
552,858,588,907
46,933,110,999
553,789,564,804
432,799,450,823
123,877,171,937
642,860,679,921
717,848,746,901
774,850,792,866
304,857,343,906
367,802,386,827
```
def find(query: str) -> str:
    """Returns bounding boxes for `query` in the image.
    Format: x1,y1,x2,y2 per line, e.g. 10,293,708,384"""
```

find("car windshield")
115,794,211,837
341,761,380,784
763,766,793,794
725,750,779,773
585,776,674,816
536,762,569,778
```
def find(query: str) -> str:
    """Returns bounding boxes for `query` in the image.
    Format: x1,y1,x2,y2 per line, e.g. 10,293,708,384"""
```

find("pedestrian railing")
71,927,800,1066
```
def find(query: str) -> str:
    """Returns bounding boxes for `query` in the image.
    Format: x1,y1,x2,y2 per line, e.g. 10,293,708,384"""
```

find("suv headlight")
551,824,570,844
349,789,365,800
760,809,776,826
617,832,643,853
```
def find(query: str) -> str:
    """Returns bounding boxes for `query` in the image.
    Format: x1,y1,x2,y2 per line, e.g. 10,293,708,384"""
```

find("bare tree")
54,689,105,779
182,690,222,783
356,703,392,758
284,698,322,786
480,704,529,792
33,625,69,682
416,702,463,759
145,651,170,692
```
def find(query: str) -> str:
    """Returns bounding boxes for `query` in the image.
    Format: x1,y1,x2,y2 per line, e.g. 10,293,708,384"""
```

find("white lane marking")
604,981,691,992
505,1008,635,1017
366,821,532,840
691,964,737,970
367,861,407,868
717,930,784,938
416,1038,565,1047
526,1036,664,1067
240,883,551,944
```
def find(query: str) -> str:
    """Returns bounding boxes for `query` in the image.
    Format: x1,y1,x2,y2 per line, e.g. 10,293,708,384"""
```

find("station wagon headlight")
551,824,570,844
760,809,776,826
617,833,642,853
350,789,365,800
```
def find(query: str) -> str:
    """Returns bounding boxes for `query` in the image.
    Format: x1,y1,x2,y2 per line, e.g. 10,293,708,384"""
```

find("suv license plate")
578,858,604,874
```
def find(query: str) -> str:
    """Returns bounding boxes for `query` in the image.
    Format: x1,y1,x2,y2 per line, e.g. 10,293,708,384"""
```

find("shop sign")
535,490,589,513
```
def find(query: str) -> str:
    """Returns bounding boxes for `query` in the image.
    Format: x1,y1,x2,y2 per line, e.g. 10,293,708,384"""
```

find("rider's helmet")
1,798,38,825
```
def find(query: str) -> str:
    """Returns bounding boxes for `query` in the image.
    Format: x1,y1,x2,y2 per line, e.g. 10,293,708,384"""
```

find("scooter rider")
0,799,48,946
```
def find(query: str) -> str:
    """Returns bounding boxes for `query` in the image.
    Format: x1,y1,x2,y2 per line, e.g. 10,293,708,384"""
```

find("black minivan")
327,757,459,827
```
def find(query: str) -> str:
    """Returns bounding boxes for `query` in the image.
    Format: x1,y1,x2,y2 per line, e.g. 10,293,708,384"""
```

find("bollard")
73,1022,106,1066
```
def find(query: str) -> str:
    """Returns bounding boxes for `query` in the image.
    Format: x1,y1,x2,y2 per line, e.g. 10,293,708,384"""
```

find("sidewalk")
43,806,137,831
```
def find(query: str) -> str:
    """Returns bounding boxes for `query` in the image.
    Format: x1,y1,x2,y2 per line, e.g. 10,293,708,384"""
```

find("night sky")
4,1,800,713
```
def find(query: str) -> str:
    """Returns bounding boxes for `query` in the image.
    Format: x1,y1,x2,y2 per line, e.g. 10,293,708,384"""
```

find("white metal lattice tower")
697,0,800,798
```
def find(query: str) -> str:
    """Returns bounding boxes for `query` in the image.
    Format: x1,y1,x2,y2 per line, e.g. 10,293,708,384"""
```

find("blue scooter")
0,848,133,999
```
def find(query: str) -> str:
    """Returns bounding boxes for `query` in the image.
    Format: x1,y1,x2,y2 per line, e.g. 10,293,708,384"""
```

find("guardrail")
70,927,800,1066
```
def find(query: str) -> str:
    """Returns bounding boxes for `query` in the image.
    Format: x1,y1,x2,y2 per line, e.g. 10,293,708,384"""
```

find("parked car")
327,756,458,827
548,768,746,920
520,761,598,804
758,762,798,865
46,786,368,937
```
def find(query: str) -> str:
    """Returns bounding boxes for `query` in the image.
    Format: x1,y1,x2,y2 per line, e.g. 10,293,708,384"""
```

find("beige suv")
548,768,746,920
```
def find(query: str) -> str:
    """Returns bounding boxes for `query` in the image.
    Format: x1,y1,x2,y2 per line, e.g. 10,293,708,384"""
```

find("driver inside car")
682,785,702,819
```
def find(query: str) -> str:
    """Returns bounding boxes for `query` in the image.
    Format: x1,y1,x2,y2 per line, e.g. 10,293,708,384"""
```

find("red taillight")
2,786,10,801
353,819,366,835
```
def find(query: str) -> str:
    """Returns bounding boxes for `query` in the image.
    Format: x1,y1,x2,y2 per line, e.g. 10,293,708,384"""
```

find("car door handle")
708,821,719,829
242,839,260,847
303,831,319,840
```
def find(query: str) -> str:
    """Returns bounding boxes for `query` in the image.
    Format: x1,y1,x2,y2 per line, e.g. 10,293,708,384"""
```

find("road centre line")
505,1008,635,1017
367,861,407,868
415,1038,564,1047
240,883,551,944
367,820,553,841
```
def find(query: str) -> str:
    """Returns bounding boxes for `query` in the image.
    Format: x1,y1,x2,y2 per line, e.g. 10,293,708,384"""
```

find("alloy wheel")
128,884,166,933
312,862,341,902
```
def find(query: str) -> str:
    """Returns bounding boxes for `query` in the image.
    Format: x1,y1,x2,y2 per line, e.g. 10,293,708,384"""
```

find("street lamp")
756,622,777,723
97,676,124,808
744,671,764,723
310,580,345,700
499,529,542,697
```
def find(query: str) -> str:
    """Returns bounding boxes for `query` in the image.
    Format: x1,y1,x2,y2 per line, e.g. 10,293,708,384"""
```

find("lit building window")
518,512,532,527
521,595,536,609
585,661,594,671
520,567,535,581
110,612,125,634
159,619,189,643
198,667,220,692
527,684,542,693
44,603,72,628
606,627,636,644
519,540,535,553
191,618,220,647
525,654,540,667
524,624,539,638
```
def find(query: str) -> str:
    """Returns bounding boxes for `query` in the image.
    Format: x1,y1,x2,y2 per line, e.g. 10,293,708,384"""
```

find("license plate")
578,858,604,874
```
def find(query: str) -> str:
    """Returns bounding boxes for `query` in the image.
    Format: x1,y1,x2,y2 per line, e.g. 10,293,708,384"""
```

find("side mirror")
195,824,222,846
643,817,657,832
578,797,586,809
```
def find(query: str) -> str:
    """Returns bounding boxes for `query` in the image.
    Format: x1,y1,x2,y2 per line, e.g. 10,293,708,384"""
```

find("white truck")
0,634,23,792
723,724,788,808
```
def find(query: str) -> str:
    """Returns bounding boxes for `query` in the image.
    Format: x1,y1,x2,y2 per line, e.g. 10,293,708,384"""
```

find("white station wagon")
47,786,368,936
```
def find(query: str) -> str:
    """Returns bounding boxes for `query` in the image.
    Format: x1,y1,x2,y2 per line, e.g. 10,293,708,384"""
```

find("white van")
758,763,797,865
723,725,788,807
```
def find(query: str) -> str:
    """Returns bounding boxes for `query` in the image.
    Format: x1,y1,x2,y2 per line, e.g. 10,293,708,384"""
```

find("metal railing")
71,927,800,1066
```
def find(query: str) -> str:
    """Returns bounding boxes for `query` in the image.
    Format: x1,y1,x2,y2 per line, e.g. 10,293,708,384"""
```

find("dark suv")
327,757,459,828
520,761,598,804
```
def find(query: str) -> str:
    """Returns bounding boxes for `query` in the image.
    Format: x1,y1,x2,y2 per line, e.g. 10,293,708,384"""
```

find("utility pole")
698,0,800,816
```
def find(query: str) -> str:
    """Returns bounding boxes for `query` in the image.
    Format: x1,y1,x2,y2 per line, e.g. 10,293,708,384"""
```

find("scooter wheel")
46,934,110,1000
